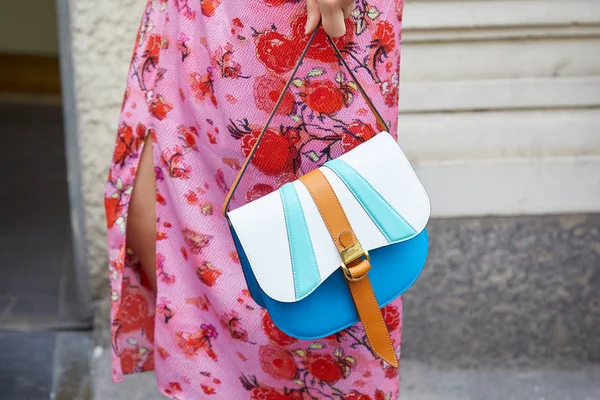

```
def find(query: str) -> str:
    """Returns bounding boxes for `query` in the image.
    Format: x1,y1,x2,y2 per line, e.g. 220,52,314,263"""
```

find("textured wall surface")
69,0,144,301
402,214,600,367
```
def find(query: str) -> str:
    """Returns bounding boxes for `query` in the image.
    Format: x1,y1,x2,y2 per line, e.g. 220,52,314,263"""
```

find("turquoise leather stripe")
325,159,416,242
279,183,321,300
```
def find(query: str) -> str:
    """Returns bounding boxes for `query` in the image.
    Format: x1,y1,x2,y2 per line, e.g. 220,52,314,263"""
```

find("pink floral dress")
105,0,405,398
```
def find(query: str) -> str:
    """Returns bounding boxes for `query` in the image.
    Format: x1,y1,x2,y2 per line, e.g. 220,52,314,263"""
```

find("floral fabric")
105,0,405,398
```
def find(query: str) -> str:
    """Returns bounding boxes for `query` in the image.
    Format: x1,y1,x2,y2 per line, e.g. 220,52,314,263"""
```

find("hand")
305,0,354,38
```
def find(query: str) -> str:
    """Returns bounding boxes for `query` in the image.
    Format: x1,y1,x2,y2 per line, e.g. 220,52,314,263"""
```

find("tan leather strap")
222,22,388,216
299,169,399,367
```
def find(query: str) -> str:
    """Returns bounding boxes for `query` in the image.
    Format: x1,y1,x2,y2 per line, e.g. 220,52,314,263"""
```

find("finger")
305,0,321,34
320,0,346,38
343,1,354,19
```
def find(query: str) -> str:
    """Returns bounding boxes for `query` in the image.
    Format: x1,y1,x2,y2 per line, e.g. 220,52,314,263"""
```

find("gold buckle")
340,242,370,282
340,242,369,265
341,264,369,282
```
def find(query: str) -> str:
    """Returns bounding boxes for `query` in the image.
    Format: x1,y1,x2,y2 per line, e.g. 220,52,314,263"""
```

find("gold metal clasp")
340,242,369,266
341,263,370,282
339,242,371,282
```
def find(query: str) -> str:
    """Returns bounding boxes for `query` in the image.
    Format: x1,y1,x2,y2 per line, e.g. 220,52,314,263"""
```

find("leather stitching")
300,168,397,366
300,169,357,249
279,186,299,298
289,184,322,296
352,276,396,365
265,235,428,340
325,161,415,243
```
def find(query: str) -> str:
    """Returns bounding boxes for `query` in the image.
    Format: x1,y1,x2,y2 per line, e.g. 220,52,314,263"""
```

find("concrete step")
0,331,91,400
402,214,600,367
399,359,600,400
92,348,600,400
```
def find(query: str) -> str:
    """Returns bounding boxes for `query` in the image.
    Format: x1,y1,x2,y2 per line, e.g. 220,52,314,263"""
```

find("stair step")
92,348,600,400
399,359,600,400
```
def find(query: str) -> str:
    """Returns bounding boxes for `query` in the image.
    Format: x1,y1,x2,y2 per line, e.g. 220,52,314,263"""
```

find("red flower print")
120,348,142,374
185,190,199,204
246,183,275,202
229,251,240,264
156,192,167,206
384,363,399,379
213,43,247,79
145,34,167,62
185,295,211,311
232,17,244,29
222,157,241,171
165,382,182,395
395,0,404,21
304,353,344,383
276,172,298,187
178,125,200,151
253,74,294,115
157,346,170,360
113,122,145,166
201,384,217,395
381,79,399,108
104,196,123,229
215,168,230,193
196,262,222,287
175,327,216,359
207,347,218,361
189,71,217,107
255,30,301,74
157,296,175,323
291,13,354,63
120,289,149,333
259,345,298,380
342,121,377,152
325,330,347,342
240,129,295,175
221,311,250,342
381,304,401,332
178,32,191,61
176,0,196,20
161,146,192,179
346,392,373,400
149,94,173,121
304,80,344,115
201,0,222,17
375,390,390,400
263,0,289,5
374,21,395,54
262,313,297,346
180,246,189,261
142,315,155,343
250,387,289,400
182,228,212,254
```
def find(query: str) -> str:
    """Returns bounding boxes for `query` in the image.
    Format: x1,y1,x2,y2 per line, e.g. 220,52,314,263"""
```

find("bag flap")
228,132,431,303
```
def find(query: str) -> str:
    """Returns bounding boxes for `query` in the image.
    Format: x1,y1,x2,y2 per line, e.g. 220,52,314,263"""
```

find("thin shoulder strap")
222,22,388,215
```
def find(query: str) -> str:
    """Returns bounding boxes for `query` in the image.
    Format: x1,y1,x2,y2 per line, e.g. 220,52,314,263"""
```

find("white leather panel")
227,190,295,302
228,131,430,303
339,132,431,234
320,167,389,250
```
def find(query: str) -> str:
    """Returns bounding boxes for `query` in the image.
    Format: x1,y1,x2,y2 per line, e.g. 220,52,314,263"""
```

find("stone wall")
68,0,145,301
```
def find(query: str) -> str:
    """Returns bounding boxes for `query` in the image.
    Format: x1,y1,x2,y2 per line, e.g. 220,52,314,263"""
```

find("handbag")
222,24,430,367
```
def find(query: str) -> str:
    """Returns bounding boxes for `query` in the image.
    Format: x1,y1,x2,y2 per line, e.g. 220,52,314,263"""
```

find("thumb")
305,0,320,34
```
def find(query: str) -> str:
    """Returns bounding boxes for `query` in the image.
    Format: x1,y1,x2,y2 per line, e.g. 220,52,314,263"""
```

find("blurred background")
0,0,598,399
